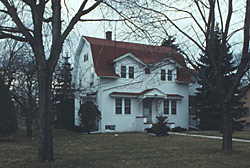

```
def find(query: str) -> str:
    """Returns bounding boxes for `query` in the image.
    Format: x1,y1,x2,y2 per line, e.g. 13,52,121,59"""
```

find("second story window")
129,66,134,79
84,54,88,62
145,68,150,74
168,70,173,81
161,69,166,81
121,66,126,78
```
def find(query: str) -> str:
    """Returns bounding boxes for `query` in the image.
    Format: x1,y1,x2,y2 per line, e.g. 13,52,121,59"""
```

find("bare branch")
0,32,27,42
79,18,126,22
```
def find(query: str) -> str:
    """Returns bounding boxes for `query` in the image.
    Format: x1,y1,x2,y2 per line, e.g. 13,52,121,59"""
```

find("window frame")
124,99,131,114
84,54,88,62
171,100,177,115
115,98,122,114
161,69,166,81
128,66,134,79
164,100,170,115
121,66,126,78
168,70,173,81
145,68,150,74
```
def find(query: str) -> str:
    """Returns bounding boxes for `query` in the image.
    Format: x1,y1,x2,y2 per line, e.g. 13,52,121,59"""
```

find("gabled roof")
112,53,146,65
84,36,192,82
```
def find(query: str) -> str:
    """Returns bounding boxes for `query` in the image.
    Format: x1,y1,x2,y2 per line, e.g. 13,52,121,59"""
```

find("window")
129,66,134,79
115,98,122,114
163,100,177,115
125,99,131,114
164,100,170,114
105,125,116,130
84,54,88,62
171,100,177,115
161,69,166,81
115,98,132,115
121,66,126,78
145,68,150,74
168,70,173,81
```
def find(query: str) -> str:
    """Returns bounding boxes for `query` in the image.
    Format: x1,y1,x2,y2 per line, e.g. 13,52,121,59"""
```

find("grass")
0,129,250,168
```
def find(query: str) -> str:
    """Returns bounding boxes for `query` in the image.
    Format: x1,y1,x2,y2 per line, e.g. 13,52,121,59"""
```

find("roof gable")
112,53,146,65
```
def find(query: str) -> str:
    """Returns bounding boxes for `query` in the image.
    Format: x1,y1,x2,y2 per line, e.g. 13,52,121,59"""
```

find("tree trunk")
221,103,232,153
37,68,54,162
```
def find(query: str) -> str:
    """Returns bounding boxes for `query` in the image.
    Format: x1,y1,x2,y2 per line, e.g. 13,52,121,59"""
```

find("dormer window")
121,66,126,78
168,70,173,81
129,66,134,78
145,68,150,74
161,69,166,81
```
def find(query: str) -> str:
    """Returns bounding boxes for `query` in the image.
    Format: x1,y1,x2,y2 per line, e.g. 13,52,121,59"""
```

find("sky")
63,0,246,61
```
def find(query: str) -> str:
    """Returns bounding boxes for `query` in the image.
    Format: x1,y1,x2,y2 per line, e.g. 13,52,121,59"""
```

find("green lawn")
0,129,250,168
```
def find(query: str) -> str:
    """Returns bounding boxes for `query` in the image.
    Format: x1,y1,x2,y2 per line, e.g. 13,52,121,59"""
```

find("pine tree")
53,55,74,130
195,25,245,131
0,75,17,137
161,34,181,53
78,101,101,134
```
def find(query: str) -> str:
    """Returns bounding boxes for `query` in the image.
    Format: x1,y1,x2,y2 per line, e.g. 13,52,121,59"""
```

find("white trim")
110,95,138,98
100,76,119,79
112,53,146,65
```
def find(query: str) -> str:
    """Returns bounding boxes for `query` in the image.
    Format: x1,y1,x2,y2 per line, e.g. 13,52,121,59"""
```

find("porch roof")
109,89,184,99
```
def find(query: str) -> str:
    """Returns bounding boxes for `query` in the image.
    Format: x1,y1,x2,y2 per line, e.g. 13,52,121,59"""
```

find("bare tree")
0,39,38,137
105,0,250,153
0,0,102,162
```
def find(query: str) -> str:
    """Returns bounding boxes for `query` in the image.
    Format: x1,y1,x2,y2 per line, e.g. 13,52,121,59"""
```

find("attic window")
145,68,150,74
161,69,166,81
84,54,88,62
129,66,134,78
168,70,173,81
121,66,126,78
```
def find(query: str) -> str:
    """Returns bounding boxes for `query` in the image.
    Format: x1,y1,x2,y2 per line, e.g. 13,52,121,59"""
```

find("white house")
72,32,193,132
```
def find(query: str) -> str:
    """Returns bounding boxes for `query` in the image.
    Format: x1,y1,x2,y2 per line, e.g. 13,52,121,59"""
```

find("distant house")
72,32,193,132
239,84,250,125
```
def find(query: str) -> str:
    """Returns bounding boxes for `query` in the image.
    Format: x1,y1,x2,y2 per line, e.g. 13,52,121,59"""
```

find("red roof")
110,89,154,96
84,36,192,82
166,94,184,98
110,89,184,98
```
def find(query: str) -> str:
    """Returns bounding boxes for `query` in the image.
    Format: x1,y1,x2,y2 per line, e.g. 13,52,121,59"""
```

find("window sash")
168,70,173,81
164,100,169,114
125,99,131,114
121,66,126,78
145,68,150,74
171,100,177,115
115,98,122,114
129,67,134,79
161,69,166,81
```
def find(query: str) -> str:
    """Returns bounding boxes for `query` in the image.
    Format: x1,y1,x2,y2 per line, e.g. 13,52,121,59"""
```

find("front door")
143,98,152,122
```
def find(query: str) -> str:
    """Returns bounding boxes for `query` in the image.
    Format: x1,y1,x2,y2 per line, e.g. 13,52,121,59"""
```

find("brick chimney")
106,31,112,40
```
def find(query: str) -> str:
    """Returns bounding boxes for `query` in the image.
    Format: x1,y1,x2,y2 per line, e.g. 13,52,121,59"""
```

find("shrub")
78,101,101,134
148,116,169,136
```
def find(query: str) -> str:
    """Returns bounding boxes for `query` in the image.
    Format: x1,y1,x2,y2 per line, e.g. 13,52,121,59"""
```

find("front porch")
109,88,184,132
